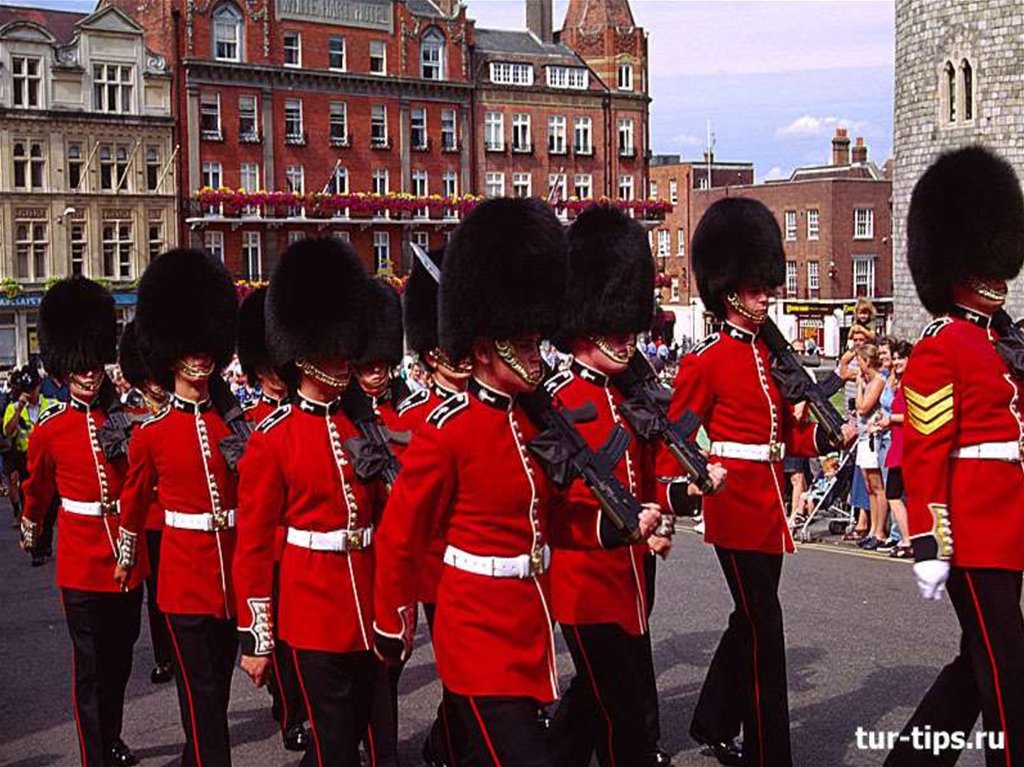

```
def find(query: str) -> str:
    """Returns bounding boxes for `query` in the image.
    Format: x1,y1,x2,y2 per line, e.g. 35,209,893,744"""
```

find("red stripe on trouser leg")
366,724,377,767
270,650,288,734
441,698,459,767
165,616,204,767
729,554,766,767
965,572,1012,767
291,648,324,767
468,696,503,767
572,625,618,767
59,594,89,766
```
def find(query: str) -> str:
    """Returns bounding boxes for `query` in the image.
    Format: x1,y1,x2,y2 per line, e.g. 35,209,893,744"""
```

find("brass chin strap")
297,358,350,390
591,336,635,365
175,359,215,378
725,292,767,324
494,340,542,386
431,347,472,377
967,277,1008,303
70,373,101,395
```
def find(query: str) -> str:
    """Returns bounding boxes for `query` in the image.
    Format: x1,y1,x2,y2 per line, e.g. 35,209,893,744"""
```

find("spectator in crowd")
853,297,878,335
854,343,888,550
875,339,913,558
785,339,814,526
873,337,897,551
839,324,876,539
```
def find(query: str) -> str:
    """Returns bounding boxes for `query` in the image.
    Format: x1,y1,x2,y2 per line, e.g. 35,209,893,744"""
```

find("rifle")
759,318,847,451
992,309,1024,379
518,382,645,546
337,384,405,490
210,375,253,472
96,377,134,461
611,353,714,494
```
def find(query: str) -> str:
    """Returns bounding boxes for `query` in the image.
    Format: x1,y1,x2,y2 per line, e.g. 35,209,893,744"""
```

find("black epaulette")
256,404,292,433
543,369,573,397
691,332,721,357
426,393,469,429
138,405,171,429
37,401,66,427
920,317,953,339
396,388,430,416
242,400,257,413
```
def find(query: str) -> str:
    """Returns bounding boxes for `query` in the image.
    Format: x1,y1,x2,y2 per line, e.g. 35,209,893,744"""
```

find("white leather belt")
710,441,786,462
164,509,237,531
286,526,373,552
443,544,551,579
952,441,1023,462
62,499,120,517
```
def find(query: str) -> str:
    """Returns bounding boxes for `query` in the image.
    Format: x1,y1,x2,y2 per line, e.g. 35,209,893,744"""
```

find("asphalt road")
0,500,989,767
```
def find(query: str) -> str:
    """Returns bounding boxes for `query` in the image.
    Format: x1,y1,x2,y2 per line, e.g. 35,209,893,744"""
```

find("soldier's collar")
723,322,758,344
296,392,342,417
69,395,100,412
171,394,212,414
432,380,460,399
571,359,609,387
469,378,512,411
950,304,992,329
261,393,287,408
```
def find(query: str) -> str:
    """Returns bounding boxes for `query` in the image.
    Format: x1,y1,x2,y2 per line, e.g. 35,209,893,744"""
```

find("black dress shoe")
107,738,138,767
283,722,310,752
698,739,743,767
648,747,673,766
421,735,449,767
150,662,174,684
31,553,46,567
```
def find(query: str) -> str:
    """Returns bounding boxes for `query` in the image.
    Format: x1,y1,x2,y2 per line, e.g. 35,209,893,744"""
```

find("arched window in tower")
212,3,243,62
421,28,445,80
960,58,973,120
943,61,956,122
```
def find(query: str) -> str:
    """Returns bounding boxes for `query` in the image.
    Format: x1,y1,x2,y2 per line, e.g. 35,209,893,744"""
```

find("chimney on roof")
433,0,460,15
851,136,868,164
526,0,553,44
703,149,714,164
831,128,851,166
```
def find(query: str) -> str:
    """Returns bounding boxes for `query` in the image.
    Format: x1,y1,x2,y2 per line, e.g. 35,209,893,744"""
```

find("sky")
21,0,896,181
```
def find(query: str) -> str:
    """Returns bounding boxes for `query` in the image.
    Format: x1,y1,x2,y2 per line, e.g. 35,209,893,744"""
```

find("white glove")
913,560,950,601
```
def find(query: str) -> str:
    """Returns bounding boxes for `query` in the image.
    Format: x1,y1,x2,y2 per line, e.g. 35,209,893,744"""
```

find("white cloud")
671,133,705,149
761,166,787,182
776,115,867,138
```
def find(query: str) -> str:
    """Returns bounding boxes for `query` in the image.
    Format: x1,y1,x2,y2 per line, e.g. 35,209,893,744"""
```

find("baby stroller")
794,445,857,543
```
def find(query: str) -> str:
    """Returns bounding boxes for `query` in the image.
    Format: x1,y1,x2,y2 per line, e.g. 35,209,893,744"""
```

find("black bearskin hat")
692,197,785,318
266,237,367,372
355,278,404,367
39,277,116,380
135,249,238,389
440,197,567,361
403,247,444,355
117,320,154,389
556,204,655,350
908,146,1024,315
237,287,273,384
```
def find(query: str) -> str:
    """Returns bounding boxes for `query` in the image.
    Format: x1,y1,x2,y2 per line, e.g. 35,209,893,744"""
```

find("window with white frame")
330,101,348,145
485,172,505,198
287,231,305,245
618,175,634,200
671,277,681,302
650,180,658,198
329,36,346,70
411,231,429,250
618,118,634,156
489,62,533,86
11,56,42,108
71,222,87,276
573,116,592,154
512,172,531,198
441,109,457,150
284,98,303,141
698,176,709,190
283,32,301,67
411,170,428,217
512,113,531,152
373,231,390,273
68,143,84,191
328,166,348,195
657,230,670,257
240,162,260,215
784,210,797,241
200,93,222,139
548,115,566,154
853,257,875,297
285,165,304,216
372,168,389,195
441,171,458,199
146,147,161,191
547,173,567,205
420,28,444,80
93,63,133,113
100,145,130,192
202,161,222,190
239,94,258,140
617,61,633,91
854,208,874,239
371,104,388,146
12,140,45,190
573,173,592,199
546,66,588,89
333,231,350,243
677,229,685,256
148,220,163,260
807,209,820,240
242,231,262,280
786,260,798,296
484,111,504,151
669,179,677,203
213,4,242,61
807,260,820,294
411,108,428,149
369,40,387,75
15,219,47,280
102,221,133,279
204,231,225,262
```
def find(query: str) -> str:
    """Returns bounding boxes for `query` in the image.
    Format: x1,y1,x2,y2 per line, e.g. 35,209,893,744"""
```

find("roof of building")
785,162,886,182
474,27,579,59
562,0,636,32
0,5,87,44
407,0,448,19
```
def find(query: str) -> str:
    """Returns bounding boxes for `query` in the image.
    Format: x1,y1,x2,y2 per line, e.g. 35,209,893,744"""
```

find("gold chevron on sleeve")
906,383,955,435
904,383,953,409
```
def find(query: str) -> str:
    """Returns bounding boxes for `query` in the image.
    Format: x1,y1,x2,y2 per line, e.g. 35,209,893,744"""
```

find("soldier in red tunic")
20,278,145,767
885,148,1024,767
353,278,409,433
660,199,855,767
116,249,241,767
117,320,174,686
373,198,569,766
235,286,310,754
233,237,385,767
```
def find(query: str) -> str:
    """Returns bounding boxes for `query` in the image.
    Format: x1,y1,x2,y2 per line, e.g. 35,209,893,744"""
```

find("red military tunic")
243,393,288,559
22,398,147,592
375,378,561,702
903,309,1024,571
547,361,649,635
119,395,238,618
393,381,462,603
234,393,384,654
126,399,166,532
657,323,820,554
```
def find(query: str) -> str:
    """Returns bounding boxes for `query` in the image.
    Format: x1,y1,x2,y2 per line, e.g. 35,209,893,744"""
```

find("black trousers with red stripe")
640,552,662,753
165,613,237,767
551,623,651,767
292,647,377,767
885,567,1024,767
445,689,554,767
691,547,790,767
61,586,143,767
144,531,172,668
267,565,307,735
423,602,475,766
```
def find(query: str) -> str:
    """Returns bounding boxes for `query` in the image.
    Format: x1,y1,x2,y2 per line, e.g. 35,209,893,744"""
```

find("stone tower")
891,0,1024,336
